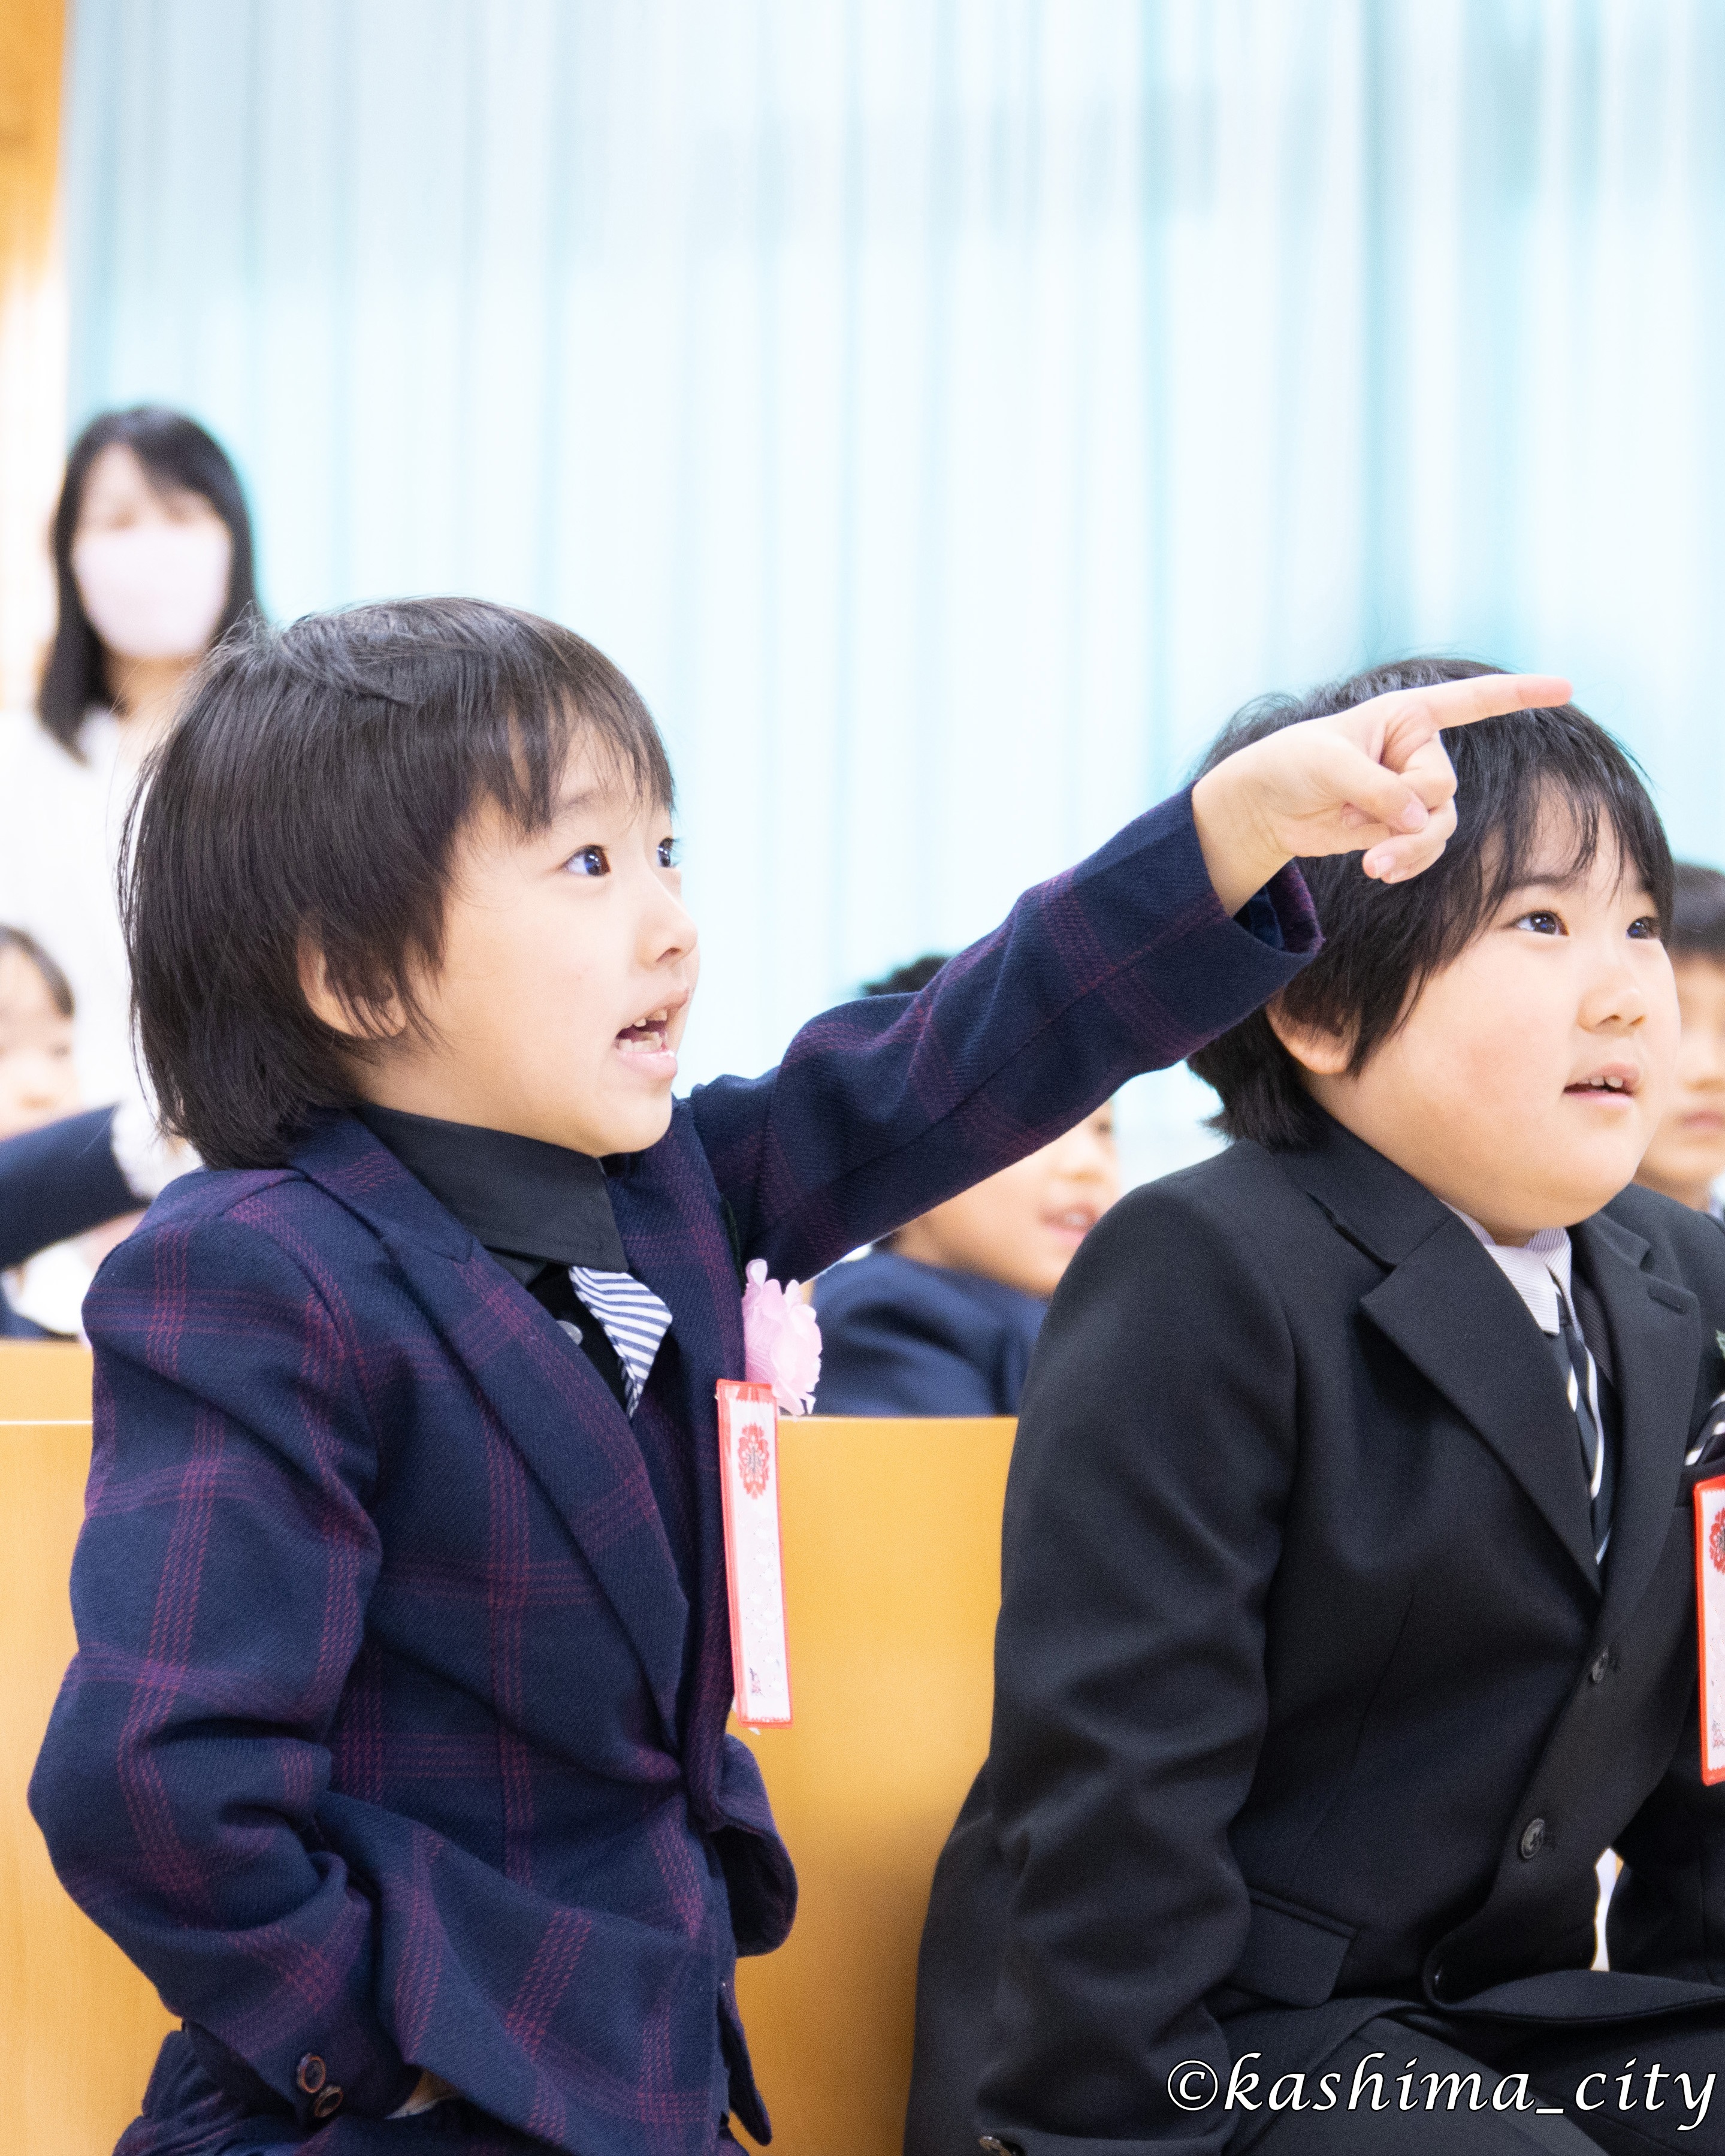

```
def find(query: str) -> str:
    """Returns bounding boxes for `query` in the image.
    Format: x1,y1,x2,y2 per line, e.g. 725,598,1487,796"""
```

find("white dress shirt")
1448,1206,1575,1337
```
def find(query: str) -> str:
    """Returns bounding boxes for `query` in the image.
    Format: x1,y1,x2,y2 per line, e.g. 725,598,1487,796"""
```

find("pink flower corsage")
741,1258,823,1417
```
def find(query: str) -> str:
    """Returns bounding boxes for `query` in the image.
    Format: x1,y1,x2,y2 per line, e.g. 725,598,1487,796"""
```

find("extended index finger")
1419,672,1572,729
1371,672,1572,769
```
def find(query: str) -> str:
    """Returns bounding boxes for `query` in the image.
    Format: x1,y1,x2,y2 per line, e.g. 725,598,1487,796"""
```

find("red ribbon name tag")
1694,1475,1725,1784
717,1381,793,1729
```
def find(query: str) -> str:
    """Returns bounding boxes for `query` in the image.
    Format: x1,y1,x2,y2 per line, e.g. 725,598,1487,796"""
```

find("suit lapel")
289,1116,690,1741
1280,1116,1711,1605
1360,1227,1603,1593
1279,1116,1600,1594
1572,1212,1702,1633
606,1114,748,1816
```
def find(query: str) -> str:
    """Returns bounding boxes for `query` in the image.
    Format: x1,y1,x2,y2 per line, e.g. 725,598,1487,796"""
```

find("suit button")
295,2055,327,2095
978,2142,1022,2156
1519,1817,1548,1860
312,2086,343,2119
1590,1651,1611,1684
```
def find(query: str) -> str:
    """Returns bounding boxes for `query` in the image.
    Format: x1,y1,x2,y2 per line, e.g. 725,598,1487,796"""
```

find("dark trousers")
1244,2012,1725,2154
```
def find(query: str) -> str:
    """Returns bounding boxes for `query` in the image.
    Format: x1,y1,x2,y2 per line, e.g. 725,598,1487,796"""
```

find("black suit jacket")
907,1115,1725,2156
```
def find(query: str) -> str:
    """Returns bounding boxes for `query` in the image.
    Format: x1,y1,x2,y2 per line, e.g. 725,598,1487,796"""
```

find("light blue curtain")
62,0,1725,1173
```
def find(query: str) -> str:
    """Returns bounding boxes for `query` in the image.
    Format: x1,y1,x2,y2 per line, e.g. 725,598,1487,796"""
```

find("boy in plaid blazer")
28,598,1560,2154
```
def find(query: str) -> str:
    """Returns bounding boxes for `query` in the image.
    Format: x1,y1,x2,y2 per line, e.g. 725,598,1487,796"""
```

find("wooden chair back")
0,1342,176,2154
731,1415,1013,2155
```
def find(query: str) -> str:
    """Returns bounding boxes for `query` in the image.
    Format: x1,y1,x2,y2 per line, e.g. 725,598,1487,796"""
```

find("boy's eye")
1627,916,1661,941
565,845,610,878
1513,910,1566,937
657,836,680,871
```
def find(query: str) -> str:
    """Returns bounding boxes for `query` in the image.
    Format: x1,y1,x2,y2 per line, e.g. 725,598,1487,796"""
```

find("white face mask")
71,523,234,662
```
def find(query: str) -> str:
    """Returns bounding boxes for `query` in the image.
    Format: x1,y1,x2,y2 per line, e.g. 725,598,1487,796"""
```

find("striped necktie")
567,1266,673,1414
1550,1290,1613,1566
1445,1212,1615,1572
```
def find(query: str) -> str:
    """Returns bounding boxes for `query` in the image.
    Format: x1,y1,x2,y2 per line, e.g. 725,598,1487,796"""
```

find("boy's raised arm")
692,784,1315,1282
694,672,1569,1282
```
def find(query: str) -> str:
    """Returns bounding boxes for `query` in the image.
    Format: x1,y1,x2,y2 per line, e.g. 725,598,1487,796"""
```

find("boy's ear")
1265,996,1354,1079
297,935,407,1044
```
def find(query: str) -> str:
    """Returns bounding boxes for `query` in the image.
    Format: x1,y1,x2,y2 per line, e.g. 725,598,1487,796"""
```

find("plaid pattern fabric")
29,789,1317,2155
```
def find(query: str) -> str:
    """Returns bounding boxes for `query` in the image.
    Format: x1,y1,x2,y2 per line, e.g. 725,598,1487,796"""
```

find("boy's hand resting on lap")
1191,670,1572,914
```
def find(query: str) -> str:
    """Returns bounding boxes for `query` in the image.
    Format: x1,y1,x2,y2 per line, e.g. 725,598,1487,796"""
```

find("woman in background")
813,955,1123,1415
0,406,259,1108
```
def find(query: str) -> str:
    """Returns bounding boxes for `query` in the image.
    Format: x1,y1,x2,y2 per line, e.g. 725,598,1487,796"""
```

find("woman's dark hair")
38,406,261,755
1670,863,1725,964
863,954,949,997
0,925,74,1016
125,597,675,1169
1189,656,1674,1151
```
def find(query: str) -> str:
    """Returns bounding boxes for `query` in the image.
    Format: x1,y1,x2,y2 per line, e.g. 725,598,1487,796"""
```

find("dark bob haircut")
1188,656,1673,1151
38,406,261,755
1671,862,1725,964
125,597,675,1169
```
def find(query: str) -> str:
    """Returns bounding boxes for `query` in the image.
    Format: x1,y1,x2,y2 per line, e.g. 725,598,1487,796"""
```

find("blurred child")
0,924,180,1337
29,600,1557,2154
1635,861,1725,1218
0,925,102,1336
0,924,78,1142
0,924,82,1334
815,955,1123,1414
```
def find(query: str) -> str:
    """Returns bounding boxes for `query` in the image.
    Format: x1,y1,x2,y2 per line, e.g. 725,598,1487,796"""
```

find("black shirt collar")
356,1104,628,1276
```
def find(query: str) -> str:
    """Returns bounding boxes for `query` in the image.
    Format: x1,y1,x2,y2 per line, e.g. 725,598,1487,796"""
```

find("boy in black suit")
908,660,1725,2155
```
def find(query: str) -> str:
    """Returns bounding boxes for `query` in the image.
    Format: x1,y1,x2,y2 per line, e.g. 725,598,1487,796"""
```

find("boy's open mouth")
616,1007,675,1055
1564,1065,1639,1098
615,991,691,1061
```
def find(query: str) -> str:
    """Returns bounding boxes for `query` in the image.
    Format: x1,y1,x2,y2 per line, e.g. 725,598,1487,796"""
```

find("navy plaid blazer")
30,792,1316,2156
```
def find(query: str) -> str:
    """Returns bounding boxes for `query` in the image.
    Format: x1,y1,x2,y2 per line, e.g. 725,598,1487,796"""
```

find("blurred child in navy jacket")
814,953,1121,1416
28,597,1560,2154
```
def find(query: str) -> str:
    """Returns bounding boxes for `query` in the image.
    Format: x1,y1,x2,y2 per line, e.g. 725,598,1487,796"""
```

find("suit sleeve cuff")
1234,857,1321,956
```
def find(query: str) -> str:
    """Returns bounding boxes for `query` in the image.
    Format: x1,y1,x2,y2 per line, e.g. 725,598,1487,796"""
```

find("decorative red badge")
738,1423,771,1500
715,1381,792,1728
1694,1476,1725,1783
